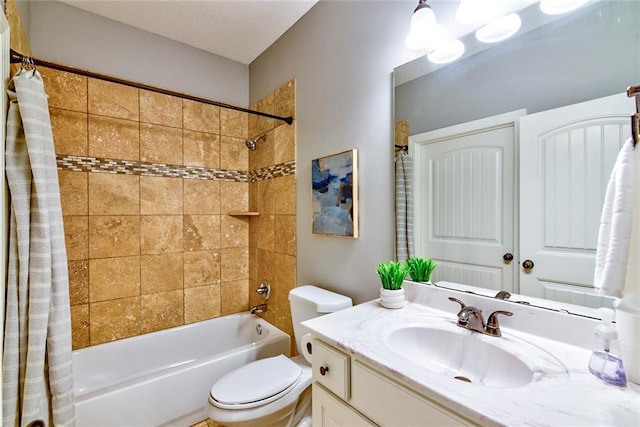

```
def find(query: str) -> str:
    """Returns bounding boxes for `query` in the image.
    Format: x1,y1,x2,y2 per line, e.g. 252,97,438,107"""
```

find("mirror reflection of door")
520,93,634,308
410,111,523,294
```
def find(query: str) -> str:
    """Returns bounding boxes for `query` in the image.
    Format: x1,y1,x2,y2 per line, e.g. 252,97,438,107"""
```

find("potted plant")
406,257,438,283
376,261,410,309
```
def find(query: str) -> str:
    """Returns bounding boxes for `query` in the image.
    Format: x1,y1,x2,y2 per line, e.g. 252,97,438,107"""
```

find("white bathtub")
73,313,291,427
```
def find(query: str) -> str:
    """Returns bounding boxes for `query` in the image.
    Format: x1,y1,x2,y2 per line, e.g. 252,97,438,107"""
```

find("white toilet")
207,285,352,427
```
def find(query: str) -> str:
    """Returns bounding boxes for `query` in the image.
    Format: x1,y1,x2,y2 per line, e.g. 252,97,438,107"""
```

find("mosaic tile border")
57,155,295,183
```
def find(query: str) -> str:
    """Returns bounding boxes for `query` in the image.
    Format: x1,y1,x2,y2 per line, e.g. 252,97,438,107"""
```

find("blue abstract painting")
312,149,358,237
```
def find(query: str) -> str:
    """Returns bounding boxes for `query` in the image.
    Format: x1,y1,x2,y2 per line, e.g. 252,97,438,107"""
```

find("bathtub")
73,313,290,427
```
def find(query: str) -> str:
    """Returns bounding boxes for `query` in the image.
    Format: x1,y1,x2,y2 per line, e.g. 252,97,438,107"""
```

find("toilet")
207,285,353,427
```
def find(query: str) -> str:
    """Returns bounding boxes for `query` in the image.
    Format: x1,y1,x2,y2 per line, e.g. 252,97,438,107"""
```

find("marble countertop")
303,282,640,426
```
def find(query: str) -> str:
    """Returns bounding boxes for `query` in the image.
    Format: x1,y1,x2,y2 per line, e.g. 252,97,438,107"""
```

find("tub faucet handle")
256,281,270,301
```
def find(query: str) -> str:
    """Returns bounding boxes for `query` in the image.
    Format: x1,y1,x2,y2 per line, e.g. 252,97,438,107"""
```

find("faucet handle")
448,297,467,310
485,310,513,337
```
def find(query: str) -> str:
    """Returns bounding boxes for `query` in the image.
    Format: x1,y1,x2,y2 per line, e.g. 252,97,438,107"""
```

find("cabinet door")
313,384,376,427
519,92,634,307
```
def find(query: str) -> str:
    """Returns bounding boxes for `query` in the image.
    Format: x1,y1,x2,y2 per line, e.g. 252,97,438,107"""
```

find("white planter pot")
380,287,405,309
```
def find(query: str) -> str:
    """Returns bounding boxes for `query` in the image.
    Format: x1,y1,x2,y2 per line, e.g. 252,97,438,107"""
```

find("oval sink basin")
380,320,567,388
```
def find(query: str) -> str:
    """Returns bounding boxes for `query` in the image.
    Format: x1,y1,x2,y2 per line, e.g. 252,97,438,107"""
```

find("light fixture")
540,0,589,15
427,39,465,64
455,0,503,26
405,0,446,51
475,13,522,44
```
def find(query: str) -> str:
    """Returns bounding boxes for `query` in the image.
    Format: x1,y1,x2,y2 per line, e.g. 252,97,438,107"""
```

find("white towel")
594,138,639,298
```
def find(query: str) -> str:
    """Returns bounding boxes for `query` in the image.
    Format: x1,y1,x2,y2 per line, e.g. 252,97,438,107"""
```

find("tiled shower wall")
42,66,296,349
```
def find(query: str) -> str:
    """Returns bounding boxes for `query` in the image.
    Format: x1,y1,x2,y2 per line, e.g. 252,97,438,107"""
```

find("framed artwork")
312,149,358,238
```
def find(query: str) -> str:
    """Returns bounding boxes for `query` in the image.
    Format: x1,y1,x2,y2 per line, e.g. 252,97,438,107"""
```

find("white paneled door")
411,111,524,293
519,93,634,307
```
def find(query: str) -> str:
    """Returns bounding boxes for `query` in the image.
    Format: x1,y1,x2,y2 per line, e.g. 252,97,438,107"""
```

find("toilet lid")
210,355,302,408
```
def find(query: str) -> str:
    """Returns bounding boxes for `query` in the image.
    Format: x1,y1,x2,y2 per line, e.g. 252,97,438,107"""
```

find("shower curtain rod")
9,49,294,125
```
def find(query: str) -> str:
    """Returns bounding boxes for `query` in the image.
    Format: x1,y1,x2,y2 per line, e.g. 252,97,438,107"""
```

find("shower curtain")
394,151,414,261
3,68,75,426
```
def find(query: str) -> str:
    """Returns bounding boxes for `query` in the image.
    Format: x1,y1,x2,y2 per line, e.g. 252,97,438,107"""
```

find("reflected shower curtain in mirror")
3,69,76,426
395,151,414,261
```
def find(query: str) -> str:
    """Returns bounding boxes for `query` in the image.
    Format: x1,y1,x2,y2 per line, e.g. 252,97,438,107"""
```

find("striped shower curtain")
3,68,76,426
395,151,414,261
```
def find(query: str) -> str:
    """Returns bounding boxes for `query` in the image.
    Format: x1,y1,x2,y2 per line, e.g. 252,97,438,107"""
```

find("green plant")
376,261,410,290
406,257,438,282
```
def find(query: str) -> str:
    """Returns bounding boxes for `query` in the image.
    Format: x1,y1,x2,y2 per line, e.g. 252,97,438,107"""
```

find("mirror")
393,0,640,316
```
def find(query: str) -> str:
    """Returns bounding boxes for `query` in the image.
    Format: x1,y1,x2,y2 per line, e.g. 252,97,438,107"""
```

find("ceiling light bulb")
405,0,446,51
475,13,522,44
427,39,465,64
540,0,590,15
455,0,502,26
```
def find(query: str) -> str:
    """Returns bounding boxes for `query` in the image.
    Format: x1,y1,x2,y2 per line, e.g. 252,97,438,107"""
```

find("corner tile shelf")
227,211,259,216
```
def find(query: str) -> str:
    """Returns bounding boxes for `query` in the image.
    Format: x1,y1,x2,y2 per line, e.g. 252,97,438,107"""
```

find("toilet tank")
289,285,352,353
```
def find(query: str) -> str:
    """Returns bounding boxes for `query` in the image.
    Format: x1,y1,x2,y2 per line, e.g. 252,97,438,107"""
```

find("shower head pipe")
246,134,267,151
9,49,294,126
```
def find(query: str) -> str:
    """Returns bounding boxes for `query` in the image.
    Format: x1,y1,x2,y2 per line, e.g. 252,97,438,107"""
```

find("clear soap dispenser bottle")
588,308,627,386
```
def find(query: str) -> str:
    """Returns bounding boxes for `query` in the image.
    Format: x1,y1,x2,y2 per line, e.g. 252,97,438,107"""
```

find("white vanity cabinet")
311,338,475,427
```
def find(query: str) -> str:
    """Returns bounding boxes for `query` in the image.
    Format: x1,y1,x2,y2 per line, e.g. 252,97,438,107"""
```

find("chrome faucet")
251,303,268,314
448,297,513,337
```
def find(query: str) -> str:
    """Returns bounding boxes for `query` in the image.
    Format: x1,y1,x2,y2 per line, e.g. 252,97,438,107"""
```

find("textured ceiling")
56,0,319,65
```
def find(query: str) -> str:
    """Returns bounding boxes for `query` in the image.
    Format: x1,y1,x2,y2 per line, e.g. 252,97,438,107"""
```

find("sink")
379,319,567,388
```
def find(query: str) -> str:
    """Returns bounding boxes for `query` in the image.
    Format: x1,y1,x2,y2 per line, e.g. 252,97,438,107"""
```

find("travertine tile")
220,182,248,213
58,171,88,215
274,79,296,120
395,120,409,147
221,215,249,248
248,181,259,213
221,247,249,282
254,179,274,216
64,216,88,260
183,99,219,134
89,216,140,258
141,253,184,294
140,123,183,165
88,78,139,121
90,297,140,345
254,129,275,170
140,89,182,128
220,109,248,139
255,214,274,252
183,130,220,168
220,136,248,171
88,115,139,161
221,280,249,315
88,173,139,215
255,248,275,289
184,215,220,251
274,122,296,164
89,256,140,302
184,284,221,324
70,304,90,350
249,246,258,281
140,176,183,215
273,175,296,215
141,290,184,334
184,250,221,287
140,215,183,254
249,93,276,138
274,215,296,256
68,260,89,305
41,67,87,112
49,108,88,155
184,179,220,214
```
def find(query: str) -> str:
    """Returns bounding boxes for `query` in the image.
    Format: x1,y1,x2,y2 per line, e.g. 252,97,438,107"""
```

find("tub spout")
251,303,268,314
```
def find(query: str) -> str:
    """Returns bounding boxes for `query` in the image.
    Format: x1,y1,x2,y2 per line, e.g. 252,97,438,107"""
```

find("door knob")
503,253,514,262
522,259,535,270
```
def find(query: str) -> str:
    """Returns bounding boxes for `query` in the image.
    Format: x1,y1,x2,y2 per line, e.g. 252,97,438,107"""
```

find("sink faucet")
448,297,513,337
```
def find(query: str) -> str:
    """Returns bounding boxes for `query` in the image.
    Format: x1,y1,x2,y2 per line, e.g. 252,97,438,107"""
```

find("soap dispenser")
588,308,627,386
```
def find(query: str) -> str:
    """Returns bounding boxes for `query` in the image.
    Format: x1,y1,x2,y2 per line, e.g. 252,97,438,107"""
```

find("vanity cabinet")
311,338,475,427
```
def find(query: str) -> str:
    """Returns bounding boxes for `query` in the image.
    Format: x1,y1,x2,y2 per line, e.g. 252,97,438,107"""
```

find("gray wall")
28,0,248,106
396,1,640,135
250,1,419,303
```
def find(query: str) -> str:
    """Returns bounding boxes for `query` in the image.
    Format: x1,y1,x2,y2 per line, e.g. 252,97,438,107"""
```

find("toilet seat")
210,355,302,410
